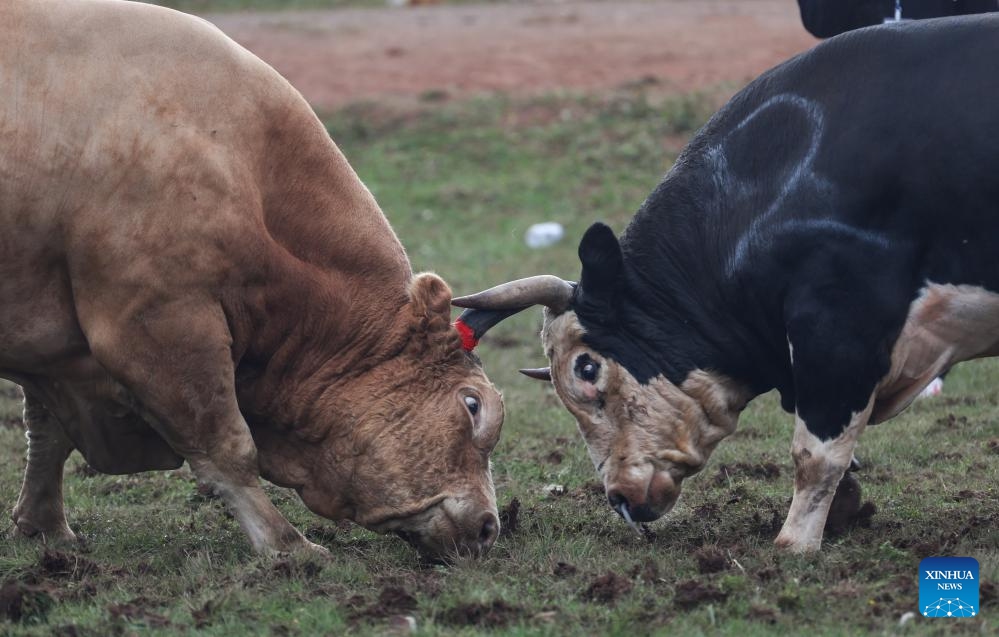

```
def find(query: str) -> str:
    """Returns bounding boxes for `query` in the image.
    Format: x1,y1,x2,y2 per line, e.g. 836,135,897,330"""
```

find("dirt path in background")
206,0,817,111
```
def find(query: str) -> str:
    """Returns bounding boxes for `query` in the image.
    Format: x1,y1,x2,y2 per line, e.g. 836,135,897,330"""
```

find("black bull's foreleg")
775,399,871,551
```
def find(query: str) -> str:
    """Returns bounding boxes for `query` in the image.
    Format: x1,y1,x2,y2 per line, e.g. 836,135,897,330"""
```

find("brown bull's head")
452,224,748,532
264,274,504,561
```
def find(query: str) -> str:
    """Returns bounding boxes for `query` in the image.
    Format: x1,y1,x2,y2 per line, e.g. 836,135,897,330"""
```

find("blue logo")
919,557,979,618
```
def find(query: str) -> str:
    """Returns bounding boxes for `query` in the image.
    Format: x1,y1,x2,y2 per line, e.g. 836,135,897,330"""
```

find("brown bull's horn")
453,307,528,352
451,275,575,313
519,367,552,381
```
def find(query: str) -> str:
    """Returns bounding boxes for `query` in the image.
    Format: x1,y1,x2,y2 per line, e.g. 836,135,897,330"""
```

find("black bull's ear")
576,222,623,318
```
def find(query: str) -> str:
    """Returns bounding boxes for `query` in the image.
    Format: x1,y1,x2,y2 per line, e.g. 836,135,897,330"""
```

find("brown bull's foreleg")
774,400,871,552
81,300,326,557
11,389,78,544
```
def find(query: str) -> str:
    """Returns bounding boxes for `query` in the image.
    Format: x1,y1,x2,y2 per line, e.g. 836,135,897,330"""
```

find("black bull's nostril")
607,490,658,523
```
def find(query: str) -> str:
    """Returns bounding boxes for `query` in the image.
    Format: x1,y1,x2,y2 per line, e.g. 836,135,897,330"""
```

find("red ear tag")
453,318,479,352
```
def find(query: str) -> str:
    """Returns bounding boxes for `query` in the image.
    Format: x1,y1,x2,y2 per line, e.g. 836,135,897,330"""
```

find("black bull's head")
453,224,747,532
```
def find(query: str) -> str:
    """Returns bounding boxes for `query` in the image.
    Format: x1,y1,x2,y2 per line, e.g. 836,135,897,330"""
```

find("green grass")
1,90,997,635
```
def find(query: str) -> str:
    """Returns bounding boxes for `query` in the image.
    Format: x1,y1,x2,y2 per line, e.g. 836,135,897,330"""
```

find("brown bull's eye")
463,395,480,416
574,354,600,383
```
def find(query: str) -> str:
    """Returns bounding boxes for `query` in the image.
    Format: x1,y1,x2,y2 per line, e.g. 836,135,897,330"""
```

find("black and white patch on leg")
774,396,872,552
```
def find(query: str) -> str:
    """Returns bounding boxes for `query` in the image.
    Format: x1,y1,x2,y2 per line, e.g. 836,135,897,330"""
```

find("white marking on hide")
709,93,889,277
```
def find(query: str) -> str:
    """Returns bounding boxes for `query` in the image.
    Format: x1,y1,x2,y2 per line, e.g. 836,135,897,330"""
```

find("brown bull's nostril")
477,513,499,551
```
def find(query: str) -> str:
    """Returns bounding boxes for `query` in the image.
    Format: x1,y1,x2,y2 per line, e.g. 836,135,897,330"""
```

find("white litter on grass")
918,376,944,399
543,483,566,496
898,611,915,627
525,222,564,248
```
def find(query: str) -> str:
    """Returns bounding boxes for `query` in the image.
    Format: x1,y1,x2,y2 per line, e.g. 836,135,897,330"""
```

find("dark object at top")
797,0,998,37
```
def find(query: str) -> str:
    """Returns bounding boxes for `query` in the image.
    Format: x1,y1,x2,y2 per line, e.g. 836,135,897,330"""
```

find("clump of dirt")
747,604,779,623
980,581,996,608
581,572,632,604
348,585,420,623
825,473,876,534
694,547,729,574
437,600,524,628
1,579,55,623
673,580,728,609
752,508,784,538
712,461,781,486
552,562,577,578
107,598,171,628
986,438,999,454
544,449,564,465
934,414,968,428
629,562,659,583
38,551,100,581
498,498,520,537
271,558,323,580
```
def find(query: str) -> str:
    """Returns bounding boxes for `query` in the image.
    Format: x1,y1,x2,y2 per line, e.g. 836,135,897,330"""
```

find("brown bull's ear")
410,272,453,320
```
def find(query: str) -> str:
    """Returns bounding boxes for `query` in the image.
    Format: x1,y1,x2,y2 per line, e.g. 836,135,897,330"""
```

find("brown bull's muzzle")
367,496,500,561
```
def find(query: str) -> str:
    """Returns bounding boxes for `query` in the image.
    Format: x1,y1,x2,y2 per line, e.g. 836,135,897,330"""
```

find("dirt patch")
553,561,577,578
0,579,55,623
673,580,728,609
986,438,999,454
498,498,520,537
437,600,524,628
206,1,816,113
581,572,632,604
694,547,729,574
712,461,781,486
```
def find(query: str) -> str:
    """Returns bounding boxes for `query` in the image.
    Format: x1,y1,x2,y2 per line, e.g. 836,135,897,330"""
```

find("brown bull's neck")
229,102,417,437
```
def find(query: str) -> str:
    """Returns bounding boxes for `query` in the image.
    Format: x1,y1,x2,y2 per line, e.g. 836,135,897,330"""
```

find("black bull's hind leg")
11,389,78,544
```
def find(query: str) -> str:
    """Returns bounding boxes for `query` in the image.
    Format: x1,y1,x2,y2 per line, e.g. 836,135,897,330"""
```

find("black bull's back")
587,16,999,439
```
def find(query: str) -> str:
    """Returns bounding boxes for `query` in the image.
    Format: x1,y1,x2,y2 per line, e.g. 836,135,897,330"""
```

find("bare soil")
205,0,817,111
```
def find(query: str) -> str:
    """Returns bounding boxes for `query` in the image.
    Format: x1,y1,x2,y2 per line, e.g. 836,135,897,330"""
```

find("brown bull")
0,0,502,560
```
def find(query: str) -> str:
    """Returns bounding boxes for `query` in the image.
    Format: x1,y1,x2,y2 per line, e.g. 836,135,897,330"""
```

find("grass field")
1,89,996,635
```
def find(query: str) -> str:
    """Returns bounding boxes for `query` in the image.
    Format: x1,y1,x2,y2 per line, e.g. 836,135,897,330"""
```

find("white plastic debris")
525,222,565,249
898,611,916,627
543,483,566,496
918,376,944,399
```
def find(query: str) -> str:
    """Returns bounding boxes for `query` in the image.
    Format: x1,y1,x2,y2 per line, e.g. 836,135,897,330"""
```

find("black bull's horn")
450,276,575,361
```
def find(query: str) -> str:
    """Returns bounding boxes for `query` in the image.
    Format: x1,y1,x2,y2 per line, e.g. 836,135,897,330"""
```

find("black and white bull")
452,16,999,551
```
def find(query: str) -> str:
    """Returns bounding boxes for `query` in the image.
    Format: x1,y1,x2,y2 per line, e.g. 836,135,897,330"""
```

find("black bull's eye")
463,395,480,416
574,354,600,382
